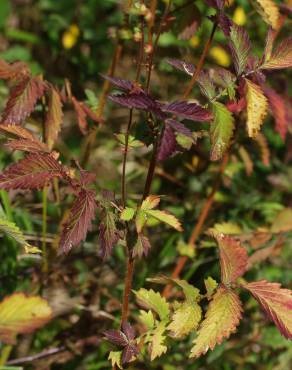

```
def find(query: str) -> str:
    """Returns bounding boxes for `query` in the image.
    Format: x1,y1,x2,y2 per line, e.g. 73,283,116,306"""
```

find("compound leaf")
45,86,63,149
229,24,251,75
261,37,292,70
253,0,279,29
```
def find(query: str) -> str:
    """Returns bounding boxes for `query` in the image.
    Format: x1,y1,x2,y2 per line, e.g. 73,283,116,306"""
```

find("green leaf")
168,301,202,338
148,276,200,303
108,350,123,369
134,288,170,321
141,195,161,210
135,209,148,233
120,207,135,221
144,210,183,232
210,102,234,161
209,222,242,235
204,277,218,299
190,286,243,358
175,133,193,150
271,208,292,233
138,310,155,330
0,216,32,250
149,321,168,360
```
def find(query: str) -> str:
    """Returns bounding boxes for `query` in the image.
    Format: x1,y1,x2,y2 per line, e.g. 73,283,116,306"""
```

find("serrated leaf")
261,37,292,70
133,234,151,258
108,351,123,369
253,0,279,29
120,207,135,221
190,286,243,358
1,76,46,124
209,222,242,235
177,3,201,40
98,209,120,259
168,301,202,338
210,102,234,161
100,74,134,92
0,124,38,141
0,293,52,344
45,86,63,149
254,132,270,166
0,217,32,250
0,153,65,190
145,209,183,232
157,125,177,161
271,208,292,233
149,276,200,303
166,58,195,76
6,138,49,153
197,71,217,100
134,288,170,321
264,87,288,140
141,195,161,210
104,330,128,346
245,79,268,138
204,277,218,299
161,101,212,122
60,190,97,253
0,59,30,81
166,119,193,138
229,24,251,75
139,310,155,330
243,281,292,339
215,234,248,285
149,322,168,360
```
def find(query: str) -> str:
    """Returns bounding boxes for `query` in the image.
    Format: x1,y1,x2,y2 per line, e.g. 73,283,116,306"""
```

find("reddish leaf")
177,3,201,40
122,322,136,341
166,58,195,76
0,153,65,190
261,37,292,69
133,234,151,258
161,101,212,122
72,96,88,135
166,119,192,137
45,86,63,149
122,343,139,364
205,0,224,9
244,280,292,339
104,329,128,346
0,60,30,81
264,87,288,140
0,124,39,141
229,25,251,75
6,138,49,153
215,234,248,285
226,98,246,114
157,125,177,161
60,189,97,253
1,76,46,124
100,74,135,92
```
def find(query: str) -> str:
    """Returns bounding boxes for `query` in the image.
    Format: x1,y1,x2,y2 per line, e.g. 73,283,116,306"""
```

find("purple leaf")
122,322,135,341
217,12,233,36
122,344,139,364
205,0,224,9
161,101,212,122
60,189,97,254
100,74,135,92
229,24,252,76
166,119,192,137
133,234,152,258
103,330,128,347
166,58,195,76
158,125,177,161
98,215,120,259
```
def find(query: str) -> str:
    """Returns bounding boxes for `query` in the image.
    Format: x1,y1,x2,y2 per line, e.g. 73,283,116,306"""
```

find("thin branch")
163,152,229,298
182,21,218,99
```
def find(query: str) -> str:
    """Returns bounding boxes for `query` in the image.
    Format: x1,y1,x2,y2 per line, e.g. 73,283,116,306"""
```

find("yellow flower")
209,46,231,67
189,35,200,48
62,24,80,49
233,6,247,26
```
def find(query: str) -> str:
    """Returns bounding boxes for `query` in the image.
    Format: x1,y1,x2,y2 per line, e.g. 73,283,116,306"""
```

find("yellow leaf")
245,79,268,138
168,301,202,338
149,322,167,360
253,0,279,29
190,286,242,358
271,208,292,233
0,293,52,344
